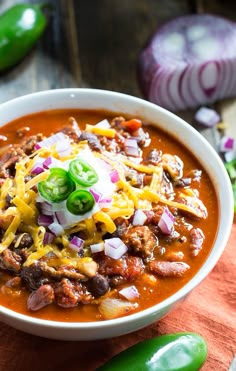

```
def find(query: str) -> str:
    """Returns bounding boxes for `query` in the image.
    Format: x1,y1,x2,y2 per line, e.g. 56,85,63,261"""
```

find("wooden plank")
0,0,79,104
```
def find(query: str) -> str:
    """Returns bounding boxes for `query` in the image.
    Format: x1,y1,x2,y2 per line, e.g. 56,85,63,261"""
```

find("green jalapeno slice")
66,189,95,215
38,168,75,203
68,159,98,187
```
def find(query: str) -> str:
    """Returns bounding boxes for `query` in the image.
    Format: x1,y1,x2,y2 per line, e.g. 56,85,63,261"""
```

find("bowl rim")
0,88,234,330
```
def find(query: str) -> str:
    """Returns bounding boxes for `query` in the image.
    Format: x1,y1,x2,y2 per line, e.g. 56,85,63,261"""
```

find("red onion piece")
38,214,54,227
220,136,235,152
110,169,120,183
32,166,44,175
39,202,53,216
35,132,68,150
99,197,112,209
119,285,140,301
132,209,147,226
158,207,175,234
90,242,104,253
43,232,54,245
56,139,71,158
69,236,84,252
138,14,236,111
104,238,128,259
89,189,102,202
48,222,64,236
124,138,139,157
194,107,220,127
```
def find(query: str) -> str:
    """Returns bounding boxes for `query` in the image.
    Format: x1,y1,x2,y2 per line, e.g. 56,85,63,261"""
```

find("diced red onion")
99,197,112,209
40,202,53,216
31,166,44,175
138,14,236,111
95,119,111,128
220,136,235,152
124,138,140,157
35,132,68,150
69,236,84,252
43,157,52,169
43,156,62,169
56,139,71,158
104,238,128,259
119,285,140,301
90,242,104,253
224,150,236,163
43,232,54,245
48,222,64,236
132,209,147,226
110,169,120,183
194,107,220,127
158,207,175,234
89,189,102,202
38,214,54,227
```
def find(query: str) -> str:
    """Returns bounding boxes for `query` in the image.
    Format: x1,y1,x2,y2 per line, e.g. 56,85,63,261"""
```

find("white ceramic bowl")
0,89,233,340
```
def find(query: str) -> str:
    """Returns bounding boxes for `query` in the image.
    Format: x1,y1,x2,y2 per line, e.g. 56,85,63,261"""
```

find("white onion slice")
99,298,138,320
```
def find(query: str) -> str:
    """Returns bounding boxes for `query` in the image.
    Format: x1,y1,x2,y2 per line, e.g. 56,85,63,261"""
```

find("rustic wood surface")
0,1,235,370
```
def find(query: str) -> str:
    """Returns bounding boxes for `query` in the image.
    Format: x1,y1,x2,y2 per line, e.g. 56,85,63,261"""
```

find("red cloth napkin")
0,226,235,371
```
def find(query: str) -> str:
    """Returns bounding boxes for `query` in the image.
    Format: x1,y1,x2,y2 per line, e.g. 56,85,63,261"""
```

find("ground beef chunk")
27,284,55,311
0,249,22,273
0,145,25,178
122,226,157,259
113,217,129,238
88,274,109,297
14,233,34,249
21,263,49,291
58,117,81,143
189,228,205,256
38,262,86,281
110,116,126,130
79,132,103,152
20,134,44,155
149,261,190,277
54,278,92,308
145,149,162,165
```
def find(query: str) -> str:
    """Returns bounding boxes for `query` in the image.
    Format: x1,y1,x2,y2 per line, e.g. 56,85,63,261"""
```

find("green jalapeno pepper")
0,4,48,71
69,159,98,187
97,332,208,371
38,168,75,203
66,189,95,215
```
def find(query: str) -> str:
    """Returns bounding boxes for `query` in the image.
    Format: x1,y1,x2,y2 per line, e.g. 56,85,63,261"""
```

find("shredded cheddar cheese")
0,119,207,271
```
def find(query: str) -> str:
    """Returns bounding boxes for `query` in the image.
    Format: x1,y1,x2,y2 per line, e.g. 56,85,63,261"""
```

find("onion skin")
138,14,236,111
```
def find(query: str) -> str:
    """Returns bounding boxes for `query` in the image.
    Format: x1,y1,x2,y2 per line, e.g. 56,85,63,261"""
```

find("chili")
69,158,98,187
38,168,75,203
66,189,95,215
0,4,48,72
97,332,208,371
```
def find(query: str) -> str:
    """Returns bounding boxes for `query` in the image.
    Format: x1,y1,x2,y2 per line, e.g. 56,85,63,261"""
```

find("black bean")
89,274,109,297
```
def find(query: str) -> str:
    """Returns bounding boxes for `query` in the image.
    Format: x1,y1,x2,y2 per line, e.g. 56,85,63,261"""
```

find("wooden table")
0,1,235,370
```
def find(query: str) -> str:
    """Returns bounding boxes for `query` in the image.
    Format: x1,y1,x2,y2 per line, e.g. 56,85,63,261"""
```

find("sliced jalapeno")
66,189,95,215
38,168,75,203
69,159,98,187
